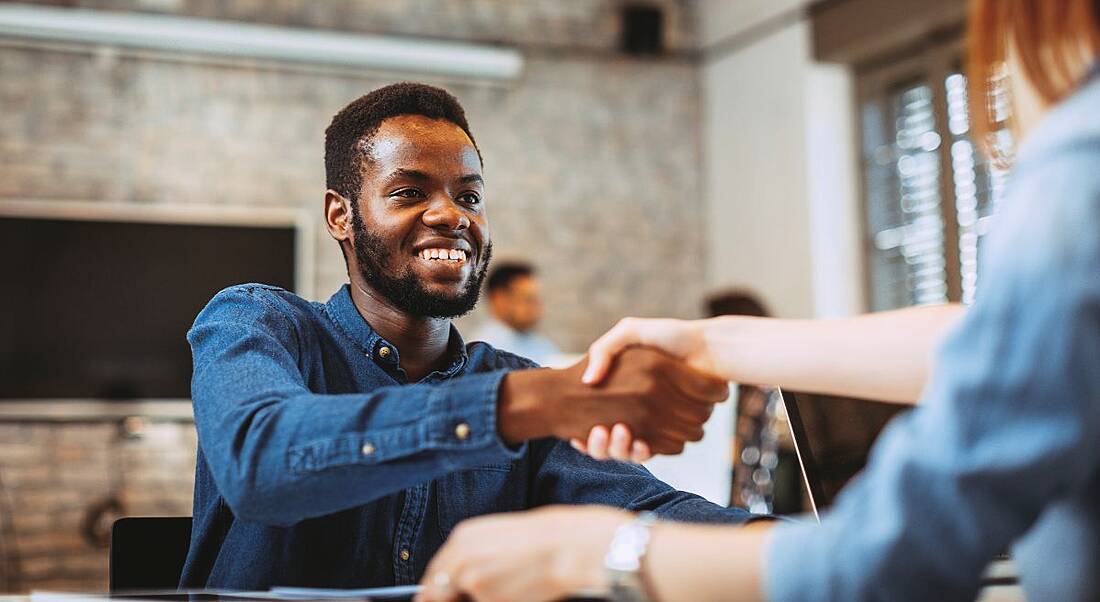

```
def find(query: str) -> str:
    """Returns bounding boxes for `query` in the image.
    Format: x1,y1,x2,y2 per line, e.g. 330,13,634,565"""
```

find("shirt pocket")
435,463,527,539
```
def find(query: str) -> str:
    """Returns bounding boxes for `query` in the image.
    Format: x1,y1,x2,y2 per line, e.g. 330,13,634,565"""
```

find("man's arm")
526,439,755,523
189,286,728,526
189,287,522,526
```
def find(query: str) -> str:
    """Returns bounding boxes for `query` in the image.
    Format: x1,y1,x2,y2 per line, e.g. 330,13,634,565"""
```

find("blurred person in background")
701,291,782,514
472,262,560,365
419,0,1100,600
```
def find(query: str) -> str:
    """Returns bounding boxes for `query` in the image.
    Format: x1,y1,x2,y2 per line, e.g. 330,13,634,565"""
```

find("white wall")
644,386,733,505
702,20,813,318
805,64,865,317
695,0,808,48
700,7,864,319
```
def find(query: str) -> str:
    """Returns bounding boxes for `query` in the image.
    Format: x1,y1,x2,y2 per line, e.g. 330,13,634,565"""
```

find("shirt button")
454,423,470,441
399,549,410,561
378,346,392,359
361,443,375,456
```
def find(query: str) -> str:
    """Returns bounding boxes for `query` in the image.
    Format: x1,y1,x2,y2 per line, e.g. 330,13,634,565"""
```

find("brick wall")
0,0,707,592
0,419,197,592
0,0,708,351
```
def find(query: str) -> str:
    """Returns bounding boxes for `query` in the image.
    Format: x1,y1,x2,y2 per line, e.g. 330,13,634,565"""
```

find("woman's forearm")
645,522,770,602
702,304,964,404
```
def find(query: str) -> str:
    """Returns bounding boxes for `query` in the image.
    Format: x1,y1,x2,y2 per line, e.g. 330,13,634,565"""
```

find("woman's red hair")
967,0,1100,161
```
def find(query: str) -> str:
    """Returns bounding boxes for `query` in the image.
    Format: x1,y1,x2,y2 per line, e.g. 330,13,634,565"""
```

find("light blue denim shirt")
767,67,1100,601
470,318,561,366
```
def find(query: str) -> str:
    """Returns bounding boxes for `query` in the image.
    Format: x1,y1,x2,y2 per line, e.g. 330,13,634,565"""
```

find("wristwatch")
604,511,658,602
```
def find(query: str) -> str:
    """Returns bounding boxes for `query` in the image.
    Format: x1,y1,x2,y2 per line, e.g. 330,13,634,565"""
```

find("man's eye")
392,189,424,199
458,193,481,205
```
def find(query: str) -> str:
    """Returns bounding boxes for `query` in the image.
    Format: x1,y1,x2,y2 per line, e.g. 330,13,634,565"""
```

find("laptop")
777,387,828,521
777,388,1018,586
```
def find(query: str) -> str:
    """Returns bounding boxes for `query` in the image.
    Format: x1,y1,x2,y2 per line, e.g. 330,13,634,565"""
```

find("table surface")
0,585,1028,602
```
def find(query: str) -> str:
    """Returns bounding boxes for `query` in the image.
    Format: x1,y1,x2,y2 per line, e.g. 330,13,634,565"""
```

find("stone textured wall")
1,0,706,352
0,419,197,592
27,0,699,53
0,0,706,592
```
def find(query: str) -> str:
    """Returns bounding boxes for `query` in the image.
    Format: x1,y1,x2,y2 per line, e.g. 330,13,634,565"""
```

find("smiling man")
180,83,755,590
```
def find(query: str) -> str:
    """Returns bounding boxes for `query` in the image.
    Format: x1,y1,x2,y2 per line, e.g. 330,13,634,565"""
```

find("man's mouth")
417,248,468,264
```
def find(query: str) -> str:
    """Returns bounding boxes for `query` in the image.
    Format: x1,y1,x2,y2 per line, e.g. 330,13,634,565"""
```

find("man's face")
491,275,544,333
348,115,491,318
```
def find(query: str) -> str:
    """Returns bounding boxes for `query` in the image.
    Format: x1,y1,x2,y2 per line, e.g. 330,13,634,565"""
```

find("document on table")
269,585,421,600
31,586,422,602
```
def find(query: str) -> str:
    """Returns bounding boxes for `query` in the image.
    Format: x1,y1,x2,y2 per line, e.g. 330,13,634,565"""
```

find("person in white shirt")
471,261,561,365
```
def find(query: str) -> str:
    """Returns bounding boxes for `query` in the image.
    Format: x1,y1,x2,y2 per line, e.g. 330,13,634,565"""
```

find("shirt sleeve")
188,286,526,527
765,145,1100,600
527,439,756,524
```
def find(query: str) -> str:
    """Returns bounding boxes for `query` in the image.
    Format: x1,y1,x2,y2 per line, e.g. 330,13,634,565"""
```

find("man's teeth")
419,248,467,261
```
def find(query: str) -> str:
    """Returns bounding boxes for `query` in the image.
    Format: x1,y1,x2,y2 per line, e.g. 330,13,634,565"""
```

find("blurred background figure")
705,290,770,319
472,262,560,366
704,290,786,513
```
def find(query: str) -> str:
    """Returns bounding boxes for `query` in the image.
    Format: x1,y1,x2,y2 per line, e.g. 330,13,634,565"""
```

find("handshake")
497,319,728,459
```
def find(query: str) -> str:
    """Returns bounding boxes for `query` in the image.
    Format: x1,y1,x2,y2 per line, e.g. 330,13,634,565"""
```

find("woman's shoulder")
1015,75,1100,169
990,131,1100,291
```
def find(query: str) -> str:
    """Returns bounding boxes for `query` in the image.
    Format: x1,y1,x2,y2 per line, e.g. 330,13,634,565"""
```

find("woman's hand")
581,317,717,385
416,506,631,602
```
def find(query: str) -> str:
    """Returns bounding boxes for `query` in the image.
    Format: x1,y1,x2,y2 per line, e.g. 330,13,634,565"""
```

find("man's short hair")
705,290,769,318
324,82,482,202
486,262,534,293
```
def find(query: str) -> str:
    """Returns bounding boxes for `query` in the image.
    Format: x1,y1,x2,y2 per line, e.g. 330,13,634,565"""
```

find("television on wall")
0,202,311,401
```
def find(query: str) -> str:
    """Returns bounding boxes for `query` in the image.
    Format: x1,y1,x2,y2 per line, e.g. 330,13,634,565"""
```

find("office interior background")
0,0,994,593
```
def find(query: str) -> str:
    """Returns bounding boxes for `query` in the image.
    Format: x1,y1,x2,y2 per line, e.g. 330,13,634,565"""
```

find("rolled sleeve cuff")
765,519,827,602
287,370,526,475
423,369,528,471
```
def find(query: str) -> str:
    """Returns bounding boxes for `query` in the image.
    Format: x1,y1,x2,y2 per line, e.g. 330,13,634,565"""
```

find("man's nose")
422,196,470,230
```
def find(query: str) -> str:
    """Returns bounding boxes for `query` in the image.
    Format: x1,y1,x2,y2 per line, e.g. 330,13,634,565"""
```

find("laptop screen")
779,389,909,517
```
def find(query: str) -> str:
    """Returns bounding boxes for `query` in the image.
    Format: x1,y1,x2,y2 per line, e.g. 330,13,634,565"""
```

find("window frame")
855,34,970,308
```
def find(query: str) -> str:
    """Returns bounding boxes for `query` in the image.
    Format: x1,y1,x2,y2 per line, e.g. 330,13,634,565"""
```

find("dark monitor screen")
782,390,909,510
0,217,296,400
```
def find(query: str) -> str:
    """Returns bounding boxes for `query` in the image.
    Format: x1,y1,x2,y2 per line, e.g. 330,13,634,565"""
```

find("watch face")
605,514,657,602
608,572,651,602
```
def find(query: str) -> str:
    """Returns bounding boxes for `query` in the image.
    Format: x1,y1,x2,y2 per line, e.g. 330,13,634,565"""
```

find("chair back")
109,516,193,592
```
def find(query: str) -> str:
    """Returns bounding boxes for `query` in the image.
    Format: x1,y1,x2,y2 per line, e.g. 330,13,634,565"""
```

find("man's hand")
416,506,629,602
572,317,727,463
497,348,728,455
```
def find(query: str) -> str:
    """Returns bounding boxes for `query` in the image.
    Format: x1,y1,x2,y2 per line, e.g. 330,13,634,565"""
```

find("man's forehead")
365,115,478,166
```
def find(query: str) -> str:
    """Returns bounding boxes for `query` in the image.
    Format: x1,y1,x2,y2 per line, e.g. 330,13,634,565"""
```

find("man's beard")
350,206,491,318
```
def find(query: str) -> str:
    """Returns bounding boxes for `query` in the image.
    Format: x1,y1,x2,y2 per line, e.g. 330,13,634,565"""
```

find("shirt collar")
1014,59,1100,167
323,284,469,379
324,284,385,355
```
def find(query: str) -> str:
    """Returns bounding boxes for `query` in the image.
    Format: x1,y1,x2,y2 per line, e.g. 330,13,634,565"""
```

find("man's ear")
324,189,352,243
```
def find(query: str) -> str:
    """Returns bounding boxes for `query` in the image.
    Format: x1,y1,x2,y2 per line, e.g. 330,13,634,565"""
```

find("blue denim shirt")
180,283,752,589
767,68,1100,600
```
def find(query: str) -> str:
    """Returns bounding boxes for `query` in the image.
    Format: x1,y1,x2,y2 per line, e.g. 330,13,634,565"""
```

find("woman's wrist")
548,507,632,594
698,315,750,381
